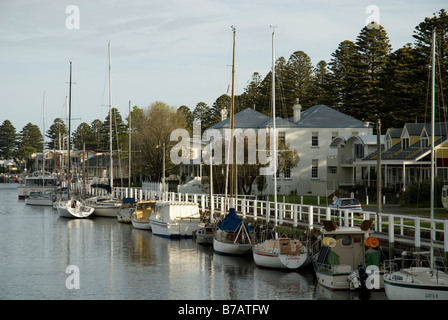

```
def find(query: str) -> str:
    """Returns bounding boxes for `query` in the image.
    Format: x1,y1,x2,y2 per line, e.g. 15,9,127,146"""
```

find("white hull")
131,218,151,230
253,239,311,270
56,200,95,219
118,207,133,223
25,197,53,206
196,227,216,245
253,250,311,270
150,218,201,238
384,267,448,300
213,237,252,255
19,186,55,199
86,197,122,217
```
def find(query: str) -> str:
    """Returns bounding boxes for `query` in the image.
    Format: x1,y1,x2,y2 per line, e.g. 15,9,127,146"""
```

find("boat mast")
271,26,277,226
128,100,132,188
430,27,436,268
42,90,46,192
108,41,114,198
230,26,236,209
68,61,72,198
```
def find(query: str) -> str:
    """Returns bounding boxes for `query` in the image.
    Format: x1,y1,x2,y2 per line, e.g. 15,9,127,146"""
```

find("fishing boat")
149,201,201,238
131,200,156,230
56,198,95,219
384,28,448,300
313,220,383,291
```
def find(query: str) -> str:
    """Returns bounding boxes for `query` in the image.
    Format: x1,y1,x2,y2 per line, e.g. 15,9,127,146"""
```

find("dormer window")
402,138,409,150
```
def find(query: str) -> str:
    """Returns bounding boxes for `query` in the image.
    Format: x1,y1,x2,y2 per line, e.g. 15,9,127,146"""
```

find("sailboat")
213,26,254,255
383,28,448,300
26,91,55,206
252,28,311,270
86,41,122,217
56,61,95,219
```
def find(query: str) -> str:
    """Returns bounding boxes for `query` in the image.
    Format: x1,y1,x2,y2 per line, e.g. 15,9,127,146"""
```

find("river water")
0,184,386,301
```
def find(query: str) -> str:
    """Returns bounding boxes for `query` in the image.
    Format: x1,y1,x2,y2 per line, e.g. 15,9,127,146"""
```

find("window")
312,132,319,147
311,159,318,179
332,131,338,140
329,166,337,174
402,138,409,150
354,143,364,159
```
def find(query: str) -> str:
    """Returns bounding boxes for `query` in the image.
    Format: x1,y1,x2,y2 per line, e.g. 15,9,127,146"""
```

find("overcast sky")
0,0,445,136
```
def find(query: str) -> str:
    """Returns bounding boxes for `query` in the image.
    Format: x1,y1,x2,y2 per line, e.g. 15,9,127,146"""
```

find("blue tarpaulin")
218,208,252,232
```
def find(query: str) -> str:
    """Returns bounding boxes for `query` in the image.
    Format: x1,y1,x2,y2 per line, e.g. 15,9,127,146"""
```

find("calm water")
0,184,386,300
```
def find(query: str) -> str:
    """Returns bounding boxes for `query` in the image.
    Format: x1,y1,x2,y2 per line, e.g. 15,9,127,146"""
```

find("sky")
0,0,446,136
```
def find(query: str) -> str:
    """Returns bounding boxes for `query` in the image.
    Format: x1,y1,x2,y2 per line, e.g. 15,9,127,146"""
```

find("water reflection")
0,184,386,300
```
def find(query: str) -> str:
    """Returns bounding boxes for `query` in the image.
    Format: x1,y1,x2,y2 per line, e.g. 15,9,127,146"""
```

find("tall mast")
230,26,236,208
108,41,114,197
271,26,278,226
430,27,436,268
128,100,132,188
68,61,72,198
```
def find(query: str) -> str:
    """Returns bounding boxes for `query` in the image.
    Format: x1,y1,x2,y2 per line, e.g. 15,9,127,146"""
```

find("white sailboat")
213,26,254,255
252,28,311,270
56,61,94,219
384,28,448,300
87,41,122,217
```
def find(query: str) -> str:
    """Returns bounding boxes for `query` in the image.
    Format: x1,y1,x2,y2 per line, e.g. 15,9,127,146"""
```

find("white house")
199,100,373,196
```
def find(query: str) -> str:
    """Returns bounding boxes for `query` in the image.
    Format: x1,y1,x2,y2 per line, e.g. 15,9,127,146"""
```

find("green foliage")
402,180,444,207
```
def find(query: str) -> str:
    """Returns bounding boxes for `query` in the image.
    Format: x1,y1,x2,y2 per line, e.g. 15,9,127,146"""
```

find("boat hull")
150,218,201,238
56,200,95,219
384,268,448,300
253,250,311,270
213,237,252,255
25,197,53,206
131,219,151,230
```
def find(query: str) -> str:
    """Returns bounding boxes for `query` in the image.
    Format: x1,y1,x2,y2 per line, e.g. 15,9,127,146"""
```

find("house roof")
210,105,368,130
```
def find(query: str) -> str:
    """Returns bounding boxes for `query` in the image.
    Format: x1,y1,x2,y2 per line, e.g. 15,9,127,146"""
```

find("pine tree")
0,120,17,159
354,24,392,122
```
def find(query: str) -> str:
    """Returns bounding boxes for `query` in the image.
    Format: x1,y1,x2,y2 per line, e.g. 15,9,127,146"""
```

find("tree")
192,102,214,132
0,120,17,159
329,40,360,115
132,101,187,181
16,122,43,165
310,60,337,107
100,108,127,152
354,24,392,122
210,94,231,125
72,122,95,150
46,118,67,150
177,105,194,132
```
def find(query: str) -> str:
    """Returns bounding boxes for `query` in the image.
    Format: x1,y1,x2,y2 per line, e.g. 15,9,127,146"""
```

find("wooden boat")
56,199,95,219
131,200,156,230
313,220,383,291
149,201,201,238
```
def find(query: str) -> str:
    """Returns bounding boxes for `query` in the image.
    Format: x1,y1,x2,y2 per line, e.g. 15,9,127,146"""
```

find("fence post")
389,214,395,259
308,205,313,232
293,204,298,227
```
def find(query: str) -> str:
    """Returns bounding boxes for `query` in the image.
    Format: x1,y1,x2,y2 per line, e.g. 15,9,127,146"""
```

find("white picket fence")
107,186,448,255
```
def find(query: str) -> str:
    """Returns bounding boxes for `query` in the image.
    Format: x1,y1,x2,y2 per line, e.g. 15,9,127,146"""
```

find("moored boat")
213,208,253,255
131,200,156,230
25,190,54,206
56,198,95,219
86,196,122,217
195,224,216,245
253,235,311,270
149,201,201,238
313,220,383,291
